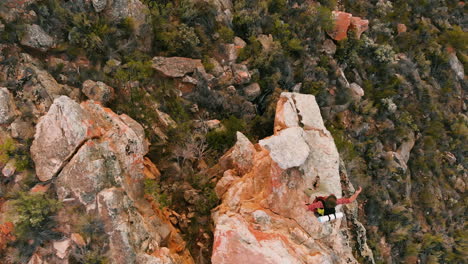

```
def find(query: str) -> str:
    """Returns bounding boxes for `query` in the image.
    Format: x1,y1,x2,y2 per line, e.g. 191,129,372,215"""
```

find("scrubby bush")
206,116,247,152
9,192,61,262
144,179,170,208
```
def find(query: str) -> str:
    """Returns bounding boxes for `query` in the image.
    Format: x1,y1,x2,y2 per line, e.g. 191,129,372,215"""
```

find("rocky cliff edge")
211,92,371,263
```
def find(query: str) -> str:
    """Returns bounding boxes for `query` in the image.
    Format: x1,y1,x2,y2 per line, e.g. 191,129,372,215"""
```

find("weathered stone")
0,88,16,124
350,17,369,39
257,34,275,52
10,118,35,139
397,23,407,34
232,64,251,85
328,11,352,41
20,24,54,52
222,44,239,64
322,39,337,55
259,127,310,169
234,36,246,49
243,83,261,101
53,239,71,259
92,0,107,12
2,159,16,177
397,132,415,164
152,56,203,78
27,253,44,264
205,119,221,130
82,80,115,104
449,53,465,80
207,58,224,77
349,82,365,100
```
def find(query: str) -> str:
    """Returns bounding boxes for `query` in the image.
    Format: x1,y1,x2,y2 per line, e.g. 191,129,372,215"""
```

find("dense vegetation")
0,0,466,263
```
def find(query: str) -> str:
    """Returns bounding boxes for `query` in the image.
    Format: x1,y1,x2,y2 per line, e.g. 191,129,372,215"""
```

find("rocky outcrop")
211,92,369,263
30,96,193,264
20,24,55,52
328,11,369,41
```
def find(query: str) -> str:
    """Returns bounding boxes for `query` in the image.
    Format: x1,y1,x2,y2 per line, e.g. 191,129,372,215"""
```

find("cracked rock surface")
211,92,371,263
31,96,193,264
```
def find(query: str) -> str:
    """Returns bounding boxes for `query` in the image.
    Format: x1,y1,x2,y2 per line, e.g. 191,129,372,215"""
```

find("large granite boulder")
211,92,367,263
30,96,193,264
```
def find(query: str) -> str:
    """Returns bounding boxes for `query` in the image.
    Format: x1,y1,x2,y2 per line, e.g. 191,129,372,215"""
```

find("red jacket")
307,196,352,211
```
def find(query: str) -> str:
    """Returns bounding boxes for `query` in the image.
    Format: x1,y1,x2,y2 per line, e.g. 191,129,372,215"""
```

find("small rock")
30,184,50,193
449,53,465,80
223,44,238,64
322,39,337,55
443,151,457,165
0,88,16,124
53,238,71,259
252,210,271,226
397,23,407,34
20,24,55,52
455,178,465,192
349,83,365,100
182,75,198,85
184,189,200,205
2,159,16,177
82,80,115,104
10,118,35,140
243,83,261,101
232,64,251,85
205,119,221,130
207,58,224,77
257,34,275,52
27,253,44,264
234,37,246,49
92,0,107,12
350,17,369,39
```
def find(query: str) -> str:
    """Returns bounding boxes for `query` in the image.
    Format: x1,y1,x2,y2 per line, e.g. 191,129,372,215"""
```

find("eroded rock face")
31,96,193,264
20,24,55,52
211,92,363,263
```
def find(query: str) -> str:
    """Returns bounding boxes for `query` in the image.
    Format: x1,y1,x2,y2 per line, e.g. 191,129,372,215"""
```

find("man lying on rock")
306,187,362,223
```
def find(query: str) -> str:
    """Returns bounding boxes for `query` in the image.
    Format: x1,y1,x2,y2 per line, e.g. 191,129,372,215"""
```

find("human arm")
306,201,324,211
337,186,362,205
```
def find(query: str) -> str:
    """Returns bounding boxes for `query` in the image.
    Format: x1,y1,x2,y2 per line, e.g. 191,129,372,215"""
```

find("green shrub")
144,179,170,208
9,192,61,262
207,116,246,152
217,25,235,43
